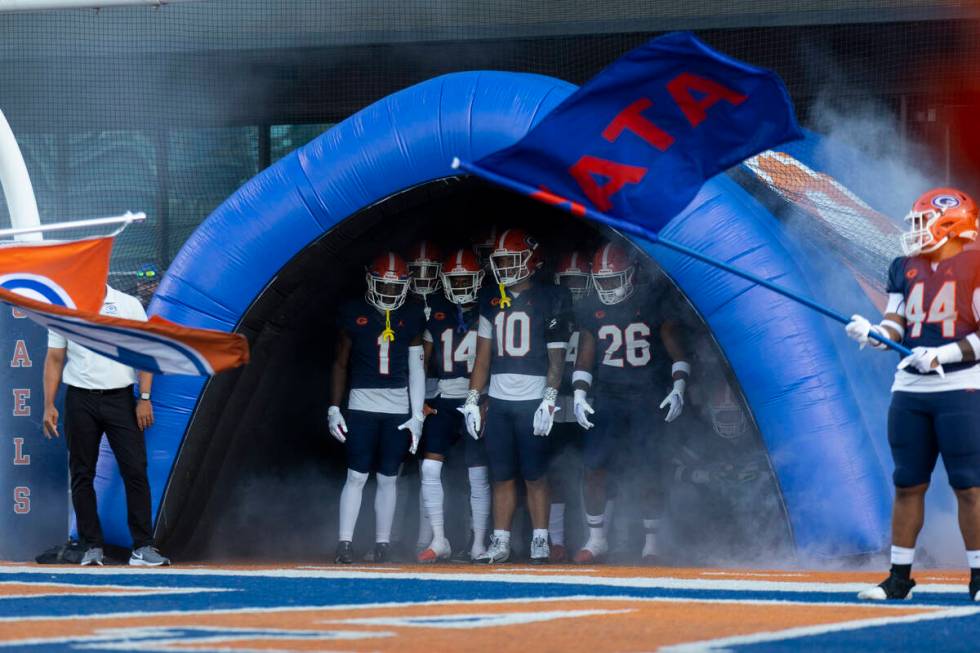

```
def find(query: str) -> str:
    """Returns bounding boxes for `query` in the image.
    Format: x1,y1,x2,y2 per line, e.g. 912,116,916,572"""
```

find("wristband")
936,342,965,365
671,361,691,377
571,370,593,386
464,389,480,406
543,386,558,403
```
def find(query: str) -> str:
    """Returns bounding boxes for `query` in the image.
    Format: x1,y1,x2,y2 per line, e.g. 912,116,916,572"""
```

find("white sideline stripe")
0,565,965,595
0,580,231,600
660,605,980,652
0,594,931,626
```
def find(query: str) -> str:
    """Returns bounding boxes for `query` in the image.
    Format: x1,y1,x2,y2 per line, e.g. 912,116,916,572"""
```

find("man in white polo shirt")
41,285,170,567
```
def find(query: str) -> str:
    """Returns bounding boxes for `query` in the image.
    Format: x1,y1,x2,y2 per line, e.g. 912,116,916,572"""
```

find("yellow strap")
381,309,395,342
498,282,511,309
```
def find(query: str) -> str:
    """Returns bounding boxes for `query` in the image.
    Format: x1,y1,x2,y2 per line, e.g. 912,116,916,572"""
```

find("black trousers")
65,385,153,549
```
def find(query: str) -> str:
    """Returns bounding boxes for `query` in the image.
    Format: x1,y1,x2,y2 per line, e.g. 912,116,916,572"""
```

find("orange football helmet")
489,228,542,287
365,251,410,311
592,242,635,305
554,251,593,302
441,248,485,305
901,187,978,255
406,240,442,296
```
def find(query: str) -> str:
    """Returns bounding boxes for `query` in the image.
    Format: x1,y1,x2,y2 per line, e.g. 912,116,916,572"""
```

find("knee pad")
376,472,397,489
346,469,369,489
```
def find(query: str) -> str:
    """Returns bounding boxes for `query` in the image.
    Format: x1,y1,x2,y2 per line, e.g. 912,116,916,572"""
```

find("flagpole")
453,157,912,358
0,212,146,239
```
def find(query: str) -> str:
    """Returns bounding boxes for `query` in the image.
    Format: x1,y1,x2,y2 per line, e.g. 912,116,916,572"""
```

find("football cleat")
970,576,980,602
406,240,443,297
857,572,916,600
441,248,485,305
592,242,636,305
901,187,978,256
549,544,567,563
417,537,452,564
372,542,391,564
365,251,411,312
574,537,608,564
554,251,593,302
529,536,550,565
489,228,542,287
474,535,510,564
335,541,354,564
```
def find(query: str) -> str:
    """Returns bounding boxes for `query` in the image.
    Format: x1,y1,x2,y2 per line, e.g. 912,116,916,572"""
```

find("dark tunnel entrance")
156,177,793,563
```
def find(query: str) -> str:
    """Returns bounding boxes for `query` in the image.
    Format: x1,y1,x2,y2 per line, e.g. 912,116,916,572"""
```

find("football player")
460,228,573,564
847,188,980,601
473,225,501,271
571,242,690,564
416,247,492,563
548,250,594,562
329,252,427,564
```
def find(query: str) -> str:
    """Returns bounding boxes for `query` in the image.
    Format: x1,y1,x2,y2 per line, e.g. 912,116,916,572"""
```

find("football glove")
898,346,945,379
845,314,889,350
327,405,348,443
573,389,594,429
457,390,482,440
398,413,425,454
532,387,560,436
659,379,686,423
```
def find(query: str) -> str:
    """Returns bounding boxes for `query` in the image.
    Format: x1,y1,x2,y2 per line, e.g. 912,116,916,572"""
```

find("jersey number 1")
376,335,391,375
906,281,956,338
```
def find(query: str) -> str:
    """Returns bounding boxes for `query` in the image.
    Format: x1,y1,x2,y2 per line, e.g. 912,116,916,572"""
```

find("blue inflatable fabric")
90,71,892,558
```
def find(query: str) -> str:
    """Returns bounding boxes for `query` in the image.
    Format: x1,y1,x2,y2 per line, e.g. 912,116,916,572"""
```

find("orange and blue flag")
0,236,249,375
473,31,803,231
0,236,111,312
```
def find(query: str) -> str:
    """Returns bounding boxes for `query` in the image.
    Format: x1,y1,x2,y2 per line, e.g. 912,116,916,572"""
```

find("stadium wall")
88,70,891,559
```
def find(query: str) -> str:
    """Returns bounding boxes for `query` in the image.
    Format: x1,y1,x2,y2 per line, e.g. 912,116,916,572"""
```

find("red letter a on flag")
569,155,647,212
667,72,747,127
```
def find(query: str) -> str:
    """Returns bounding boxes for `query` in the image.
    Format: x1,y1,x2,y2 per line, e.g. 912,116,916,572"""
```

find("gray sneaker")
80,547,104,566
529,536,550,565
473,535,510,564
129,545,170,567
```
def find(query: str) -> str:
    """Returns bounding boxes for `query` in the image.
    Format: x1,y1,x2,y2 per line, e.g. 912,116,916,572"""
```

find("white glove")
398,413,425,454
532,388,560,436
327,405,348,443
457,390,482,440
573,389,594,429
845,314,888,350
659,379,686,423
898,346,945,378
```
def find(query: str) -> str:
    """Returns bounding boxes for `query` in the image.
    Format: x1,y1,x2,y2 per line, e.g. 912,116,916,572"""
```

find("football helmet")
555,251,593,302
489,228,542,287
441,248,485,305
406,240,442,296
592,242,635,305
708,383,748,440
473,225,501,269
901,187,978,256
365,251,410,311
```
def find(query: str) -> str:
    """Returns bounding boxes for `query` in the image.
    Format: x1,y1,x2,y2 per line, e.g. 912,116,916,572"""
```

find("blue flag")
473,32,803,231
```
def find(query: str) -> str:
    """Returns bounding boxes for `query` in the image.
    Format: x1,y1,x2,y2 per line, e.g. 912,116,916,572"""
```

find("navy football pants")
484,398,550,482
344,409,410,476
421,396,488,467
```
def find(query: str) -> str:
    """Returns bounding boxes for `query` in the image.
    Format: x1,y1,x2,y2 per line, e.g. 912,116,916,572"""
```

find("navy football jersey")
577,287,665,394
337,297,426,389
425,294,479,383
479,282,574,378
887,251,980,375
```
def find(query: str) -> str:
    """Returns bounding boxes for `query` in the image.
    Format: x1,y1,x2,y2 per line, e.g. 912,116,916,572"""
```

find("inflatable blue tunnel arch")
88,70,895,559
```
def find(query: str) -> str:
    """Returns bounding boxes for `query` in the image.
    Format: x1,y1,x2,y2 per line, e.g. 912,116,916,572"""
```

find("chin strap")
498,282,512,309
381,309,395,342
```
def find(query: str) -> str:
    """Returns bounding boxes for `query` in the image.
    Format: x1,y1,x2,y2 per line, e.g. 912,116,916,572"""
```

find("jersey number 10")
494,311,531,357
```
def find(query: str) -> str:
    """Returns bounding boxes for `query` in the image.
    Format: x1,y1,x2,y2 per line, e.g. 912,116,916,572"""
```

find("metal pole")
0,109,41,242
0,0,204,11
0,212,145,239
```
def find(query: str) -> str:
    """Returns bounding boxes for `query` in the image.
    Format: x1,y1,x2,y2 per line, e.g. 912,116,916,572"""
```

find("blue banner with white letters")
474,31,803,230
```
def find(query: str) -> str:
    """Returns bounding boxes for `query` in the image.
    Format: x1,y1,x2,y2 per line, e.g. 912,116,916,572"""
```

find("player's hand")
398,413,425,454
135,399,154,431
328,405,348,443
659,381,685,422
423,403,438,417
458,391,482,439
898,346,945,378
845,314,887,350
573,389,594,429
532,398,559,436
42,405,59,439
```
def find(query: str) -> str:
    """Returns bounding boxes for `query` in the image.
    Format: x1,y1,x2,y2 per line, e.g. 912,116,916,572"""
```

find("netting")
1,1,978,298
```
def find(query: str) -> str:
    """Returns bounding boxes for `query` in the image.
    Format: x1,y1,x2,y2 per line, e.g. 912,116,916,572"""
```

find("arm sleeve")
408,344,425,417
479,315,493,339
885,257,906,295
422,329,434,343
546,287,575,347
47,330,67,349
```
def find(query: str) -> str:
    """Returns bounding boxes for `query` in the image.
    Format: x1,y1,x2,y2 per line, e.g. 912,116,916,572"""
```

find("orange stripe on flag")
0,237,112,313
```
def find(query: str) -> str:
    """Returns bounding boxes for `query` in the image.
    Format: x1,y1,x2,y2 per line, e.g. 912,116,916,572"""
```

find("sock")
374,473,398,544
643,518,661,556
493,529,511,545
585,512,605,543
549,503,565,546
533,528,549,542
417,501,432,549
338,469,368,542
967,550,980,574
469,466,491,551
602,500,615,539
420,459,445,542
890,545,915,579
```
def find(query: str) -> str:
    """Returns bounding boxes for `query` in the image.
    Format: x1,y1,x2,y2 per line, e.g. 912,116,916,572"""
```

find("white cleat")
417,537,452,564
529,536,550,565
857,586,888,600
474,535,510,564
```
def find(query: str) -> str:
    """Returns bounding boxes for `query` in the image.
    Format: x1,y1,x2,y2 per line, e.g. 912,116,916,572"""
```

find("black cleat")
858,572,916,600
334,541,354,564
970,576,980,602
373,542,391,563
